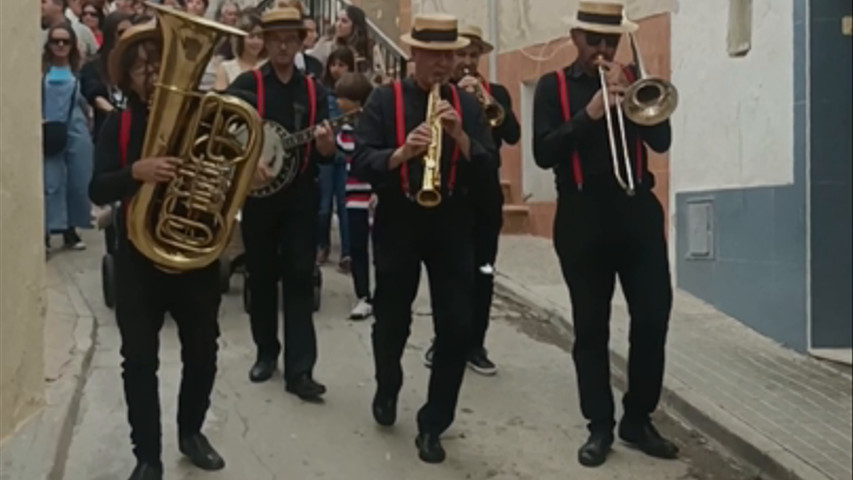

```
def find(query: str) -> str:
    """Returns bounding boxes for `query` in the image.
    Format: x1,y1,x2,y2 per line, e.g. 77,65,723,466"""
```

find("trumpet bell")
623,77,678,127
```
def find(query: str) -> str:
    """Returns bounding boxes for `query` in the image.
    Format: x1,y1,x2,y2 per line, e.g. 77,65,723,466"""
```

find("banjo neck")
280,110,362,151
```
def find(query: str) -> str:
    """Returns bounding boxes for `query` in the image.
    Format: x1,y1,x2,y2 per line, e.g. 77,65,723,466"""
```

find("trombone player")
424,24,520,376
533,2,678,468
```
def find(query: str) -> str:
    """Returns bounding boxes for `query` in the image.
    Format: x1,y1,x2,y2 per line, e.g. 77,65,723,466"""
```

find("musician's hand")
400,122,431,158
585,86,626,121
314,120,335,156
253,161,272,187
131,157,181,183
437,101,464,140
597,59,630,88
457,75,479,94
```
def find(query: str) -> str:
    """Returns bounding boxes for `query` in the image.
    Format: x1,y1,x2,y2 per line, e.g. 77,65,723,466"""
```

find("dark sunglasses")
82,10,99,17
585,32,620,48
49,38,71,46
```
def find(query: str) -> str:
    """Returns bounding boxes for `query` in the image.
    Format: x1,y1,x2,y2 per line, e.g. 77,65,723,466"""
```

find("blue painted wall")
675,2,809,351
808,1,852,348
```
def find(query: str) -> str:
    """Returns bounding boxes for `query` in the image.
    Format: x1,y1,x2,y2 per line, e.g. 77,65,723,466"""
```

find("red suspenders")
119,109,132,222
555,66,644,191
392,81,462,198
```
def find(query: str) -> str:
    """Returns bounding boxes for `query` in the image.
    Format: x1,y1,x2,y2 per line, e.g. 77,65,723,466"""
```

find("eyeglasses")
82,10,99,17
48,38,71,46
585,32,620,48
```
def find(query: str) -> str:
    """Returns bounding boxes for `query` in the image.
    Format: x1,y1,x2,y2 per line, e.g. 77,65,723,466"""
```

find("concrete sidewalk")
493,235,853,480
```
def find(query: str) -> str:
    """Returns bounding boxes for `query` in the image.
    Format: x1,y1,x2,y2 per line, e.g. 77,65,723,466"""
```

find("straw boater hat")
569,1,638,34
458,24,494,54
400,14,469,51
260,4,307,34
108,23,160,86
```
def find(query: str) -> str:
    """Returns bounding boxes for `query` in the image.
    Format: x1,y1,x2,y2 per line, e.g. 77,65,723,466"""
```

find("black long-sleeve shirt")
486,82,520,153
533,61,671,194
227,63,332,202
89,97,146,208
352,78,497,204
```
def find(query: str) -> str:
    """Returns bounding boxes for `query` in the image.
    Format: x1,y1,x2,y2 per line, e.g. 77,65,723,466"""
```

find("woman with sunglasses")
80,0,105,47
42,24,94,253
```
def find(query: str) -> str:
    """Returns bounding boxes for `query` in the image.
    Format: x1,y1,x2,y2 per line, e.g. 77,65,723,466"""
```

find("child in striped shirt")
335,72,375,320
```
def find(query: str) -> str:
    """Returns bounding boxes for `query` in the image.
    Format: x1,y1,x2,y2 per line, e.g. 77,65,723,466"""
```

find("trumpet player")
533,2,677,468
351,14,496,464
227,6,335,400
88,26,224,480
423,24,520,376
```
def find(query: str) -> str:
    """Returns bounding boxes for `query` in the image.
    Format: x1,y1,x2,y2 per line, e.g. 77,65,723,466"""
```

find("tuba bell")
125,2,263,272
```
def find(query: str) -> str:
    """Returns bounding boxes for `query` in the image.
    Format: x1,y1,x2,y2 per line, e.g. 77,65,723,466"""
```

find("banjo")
245,109,362,198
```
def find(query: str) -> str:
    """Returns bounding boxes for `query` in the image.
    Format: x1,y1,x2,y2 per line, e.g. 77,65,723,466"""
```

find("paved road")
58,232,737,480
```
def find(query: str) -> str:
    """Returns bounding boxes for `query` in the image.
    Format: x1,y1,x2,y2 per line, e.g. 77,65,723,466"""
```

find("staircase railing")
306,0,409,80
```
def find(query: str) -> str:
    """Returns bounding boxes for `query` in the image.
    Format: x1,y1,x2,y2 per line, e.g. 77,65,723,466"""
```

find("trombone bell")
623,77,678,126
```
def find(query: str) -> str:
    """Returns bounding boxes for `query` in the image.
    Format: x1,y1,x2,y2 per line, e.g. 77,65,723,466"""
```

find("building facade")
672,0,852,356
0,0,47,442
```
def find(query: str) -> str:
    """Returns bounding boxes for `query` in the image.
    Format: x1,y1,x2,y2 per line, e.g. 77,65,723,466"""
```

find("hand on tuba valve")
460,68,505,128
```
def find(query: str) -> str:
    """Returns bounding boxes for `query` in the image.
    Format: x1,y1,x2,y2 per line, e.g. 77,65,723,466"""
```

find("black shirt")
228,63,332,199
352,77,497,204
533,61,671,194
485,82,521,154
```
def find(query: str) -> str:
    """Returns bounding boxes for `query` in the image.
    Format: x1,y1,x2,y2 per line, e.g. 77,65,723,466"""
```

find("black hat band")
264,19,305,29
577,11,623,26
411,28,459,42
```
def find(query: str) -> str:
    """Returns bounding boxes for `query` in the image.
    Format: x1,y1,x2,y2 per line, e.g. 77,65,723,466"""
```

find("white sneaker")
349,298,372,320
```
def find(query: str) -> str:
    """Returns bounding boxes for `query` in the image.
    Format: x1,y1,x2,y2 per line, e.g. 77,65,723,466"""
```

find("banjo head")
234,121,301,198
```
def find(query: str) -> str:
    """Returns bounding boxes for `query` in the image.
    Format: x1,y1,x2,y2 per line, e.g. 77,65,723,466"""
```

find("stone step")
500,179,513,203
501,204,530,234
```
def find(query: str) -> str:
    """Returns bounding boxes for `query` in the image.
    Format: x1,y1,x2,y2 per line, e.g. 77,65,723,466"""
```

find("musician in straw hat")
352,13,496,464
423,23,521,377
227,4,335,400
532,1,677,467
89,24,226,480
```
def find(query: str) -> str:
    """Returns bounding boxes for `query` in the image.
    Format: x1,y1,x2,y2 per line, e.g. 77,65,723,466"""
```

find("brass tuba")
126,3,263,272
416,82,443,208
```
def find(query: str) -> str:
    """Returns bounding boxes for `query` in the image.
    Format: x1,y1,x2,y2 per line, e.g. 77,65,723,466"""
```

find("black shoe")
619,420,679,460
179,433,225,471
63,228,86,250
249,358,276,383
128,462,163,480
467,349,498,376
372,393,397,427
578,431,614,467
415,432,446,464
285,374,326,401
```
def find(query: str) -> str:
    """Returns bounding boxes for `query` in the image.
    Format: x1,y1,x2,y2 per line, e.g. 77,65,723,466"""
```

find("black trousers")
348,207,371,300
115,243,221,464
241,185,318,382
553,184,672,433
471,169,504,352
371,198,475,435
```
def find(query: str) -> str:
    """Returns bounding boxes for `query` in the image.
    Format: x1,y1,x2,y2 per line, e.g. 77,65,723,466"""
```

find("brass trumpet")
416,82,443,208
463,68,505,128
598,33,678,196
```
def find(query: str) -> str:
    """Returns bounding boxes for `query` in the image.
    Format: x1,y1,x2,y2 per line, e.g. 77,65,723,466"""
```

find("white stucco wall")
670,0,794,192
412,0,678,52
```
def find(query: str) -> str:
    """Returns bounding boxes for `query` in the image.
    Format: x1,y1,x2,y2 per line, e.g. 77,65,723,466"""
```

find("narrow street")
57,231,742,480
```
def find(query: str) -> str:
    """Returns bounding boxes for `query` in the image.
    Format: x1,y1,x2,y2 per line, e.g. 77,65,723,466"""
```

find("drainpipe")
488,0,498,82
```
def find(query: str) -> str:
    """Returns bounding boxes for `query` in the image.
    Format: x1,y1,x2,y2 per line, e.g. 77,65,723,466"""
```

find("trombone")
598,32,678,196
